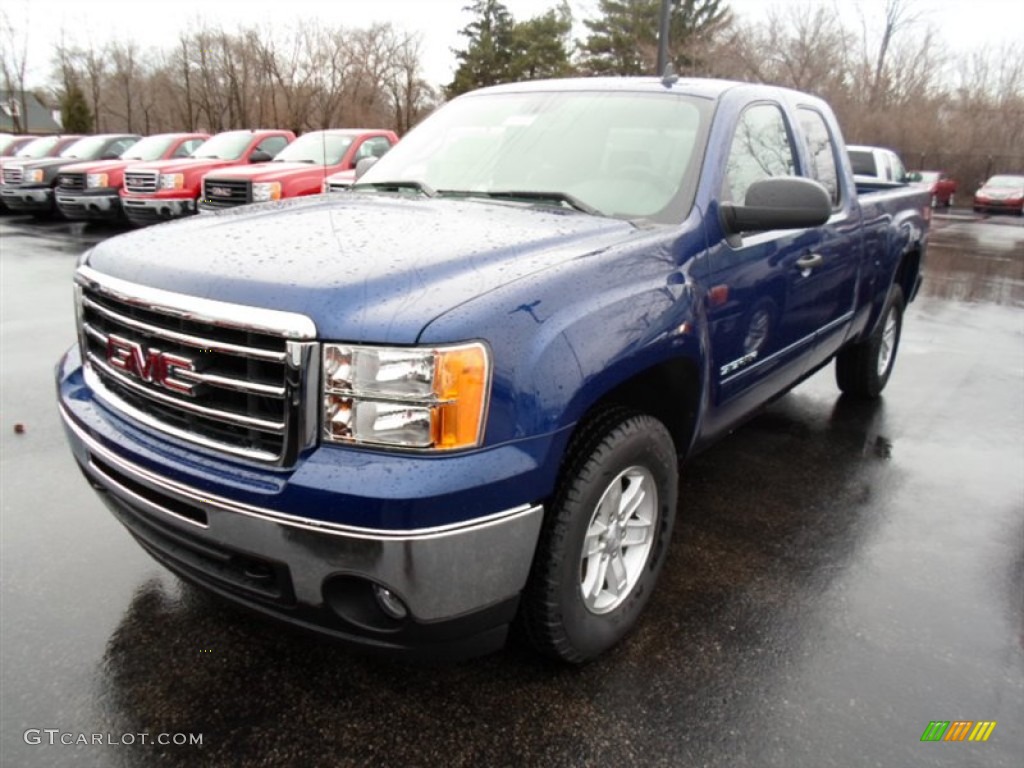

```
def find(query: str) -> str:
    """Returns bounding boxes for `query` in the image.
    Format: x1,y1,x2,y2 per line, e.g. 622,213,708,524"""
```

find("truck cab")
200,130,397,211
119,129,294,226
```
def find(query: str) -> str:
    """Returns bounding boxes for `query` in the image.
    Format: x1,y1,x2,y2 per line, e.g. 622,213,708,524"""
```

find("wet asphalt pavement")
1,211,1022,767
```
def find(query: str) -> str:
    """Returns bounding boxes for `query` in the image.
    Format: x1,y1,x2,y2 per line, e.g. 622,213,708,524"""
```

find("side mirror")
909,172,922,183
249,150,272,163
354,156,379,180
720,177,832,242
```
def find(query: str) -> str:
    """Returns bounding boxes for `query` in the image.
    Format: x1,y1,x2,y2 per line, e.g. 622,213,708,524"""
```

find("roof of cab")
466,76,749,101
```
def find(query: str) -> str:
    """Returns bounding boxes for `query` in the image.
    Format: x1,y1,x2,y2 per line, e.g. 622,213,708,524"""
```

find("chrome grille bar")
81,295,287,362
82,324,287,398
87,352,287,433
124,171,158,194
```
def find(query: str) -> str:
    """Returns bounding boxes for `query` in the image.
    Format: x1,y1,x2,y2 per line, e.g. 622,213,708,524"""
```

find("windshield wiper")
438,189,600,215
353,180,437,197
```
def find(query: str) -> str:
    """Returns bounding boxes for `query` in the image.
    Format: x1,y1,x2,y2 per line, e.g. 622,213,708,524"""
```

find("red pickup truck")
120,129,294,226
56,132,209,222
199,129,397,211
910,170,956,207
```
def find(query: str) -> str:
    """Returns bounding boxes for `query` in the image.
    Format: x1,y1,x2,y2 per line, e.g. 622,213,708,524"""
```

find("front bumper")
56,189,123,221
1,185,54,212
121,195,197,225
57,345,554,657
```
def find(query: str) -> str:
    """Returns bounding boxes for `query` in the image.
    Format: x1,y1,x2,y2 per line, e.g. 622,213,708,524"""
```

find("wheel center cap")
605,522,622,552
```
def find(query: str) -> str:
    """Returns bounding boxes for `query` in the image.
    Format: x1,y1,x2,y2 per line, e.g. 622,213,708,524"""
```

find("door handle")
795,253,824,270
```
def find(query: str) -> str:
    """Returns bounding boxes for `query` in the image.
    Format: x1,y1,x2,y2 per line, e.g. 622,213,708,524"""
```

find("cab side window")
354,136,393,162
175,139,203,158
256,135,288,158
796,107,840,207
722,104,796,204
108,138,136,156
890,152,907,182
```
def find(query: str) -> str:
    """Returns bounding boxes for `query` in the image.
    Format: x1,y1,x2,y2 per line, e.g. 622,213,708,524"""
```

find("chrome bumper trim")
60,399,542,541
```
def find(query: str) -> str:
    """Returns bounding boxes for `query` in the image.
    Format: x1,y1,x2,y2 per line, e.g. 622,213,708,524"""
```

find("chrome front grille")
3,167,23,185
202,178,251,207
58,173,86,192
326,180,352,193
124,171,158,194
75,267,318,466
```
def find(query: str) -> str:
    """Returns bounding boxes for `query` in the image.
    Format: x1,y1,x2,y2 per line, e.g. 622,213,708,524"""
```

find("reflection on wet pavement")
924,216,1024,305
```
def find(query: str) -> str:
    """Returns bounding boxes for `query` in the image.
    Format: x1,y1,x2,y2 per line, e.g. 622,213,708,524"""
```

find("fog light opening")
373,585,408,620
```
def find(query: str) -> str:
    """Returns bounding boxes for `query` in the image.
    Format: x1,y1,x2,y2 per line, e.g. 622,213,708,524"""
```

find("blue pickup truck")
57,78,930,662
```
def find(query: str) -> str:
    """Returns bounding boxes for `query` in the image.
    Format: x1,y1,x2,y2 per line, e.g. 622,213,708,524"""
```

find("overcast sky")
5,0,1023,89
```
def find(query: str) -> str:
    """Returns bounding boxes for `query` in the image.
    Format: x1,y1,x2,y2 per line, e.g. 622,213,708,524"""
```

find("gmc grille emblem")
209,186,231,197
106,334,197,396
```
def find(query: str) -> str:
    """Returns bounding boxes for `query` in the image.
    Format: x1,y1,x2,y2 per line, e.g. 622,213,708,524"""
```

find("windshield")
121,135,176,161
16,136,62,158
190,131,253,160
986,175,1024,187
358,90,711,224
274,132,353,165
59,135,114,159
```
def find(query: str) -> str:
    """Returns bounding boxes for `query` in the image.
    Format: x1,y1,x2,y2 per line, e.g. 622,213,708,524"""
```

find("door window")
354,136,393,162
722,104,796,205
255,135,288,158
796,108,840,206
175,139,204,158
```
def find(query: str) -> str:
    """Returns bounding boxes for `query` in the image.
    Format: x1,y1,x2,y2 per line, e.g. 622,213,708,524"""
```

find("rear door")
792,106,861,368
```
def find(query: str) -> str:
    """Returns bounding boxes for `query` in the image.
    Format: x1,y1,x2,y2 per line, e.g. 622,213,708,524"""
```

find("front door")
705,102,825,414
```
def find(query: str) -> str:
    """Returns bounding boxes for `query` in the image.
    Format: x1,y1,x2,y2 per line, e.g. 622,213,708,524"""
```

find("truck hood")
84,194,641,343
203,162,332,181
5,157,84,173
129,158,244,175
61,159,132,174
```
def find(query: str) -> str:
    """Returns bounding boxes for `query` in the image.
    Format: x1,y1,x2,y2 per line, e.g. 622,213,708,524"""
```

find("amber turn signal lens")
434,344,489,450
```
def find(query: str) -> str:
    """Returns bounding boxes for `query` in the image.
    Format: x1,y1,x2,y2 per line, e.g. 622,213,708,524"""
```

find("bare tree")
0,6,30,133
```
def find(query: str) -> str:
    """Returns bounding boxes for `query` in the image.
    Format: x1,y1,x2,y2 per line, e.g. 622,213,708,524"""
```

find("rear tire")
835,285,904,399
519,407,678,663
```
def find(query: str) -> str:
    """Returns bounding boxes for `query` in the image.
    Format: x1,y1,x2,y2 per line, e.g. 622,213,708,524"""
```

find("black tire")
835,285,905,399
518,407,678,663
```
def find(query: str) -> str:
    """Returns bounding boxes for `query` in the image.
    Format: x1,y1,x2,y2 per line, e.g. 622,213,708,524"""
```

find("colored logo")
920,721,997,742
106,334,197,396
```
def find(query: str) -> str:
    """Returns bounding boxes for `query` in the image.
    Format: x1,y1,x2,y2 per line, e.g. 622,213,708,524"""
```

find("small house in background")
0,90,62,134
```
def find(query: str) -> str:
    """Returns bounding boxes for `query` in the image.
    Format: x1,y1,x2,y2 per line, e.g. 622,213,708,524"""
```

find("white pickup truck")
847,144,909,186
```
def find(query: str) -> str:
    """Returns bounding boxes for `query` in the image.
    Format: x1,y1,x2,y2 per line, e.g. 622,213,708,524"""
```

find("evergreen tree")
447,0,516,98
581,0,731,76
509,3,574,81
60,79,92,132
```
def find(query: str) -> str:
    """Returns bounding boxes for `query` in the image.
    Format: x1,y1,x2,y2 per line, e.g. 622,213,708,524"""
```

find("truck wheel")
835,285,904,398
519,408,677,663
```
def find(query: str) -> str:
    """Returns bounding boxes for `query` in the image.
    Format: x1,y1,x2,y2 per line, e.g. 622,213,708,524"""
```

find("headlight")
252,182,281,202
27,169,44,183
322,343,490,450
86,173,108,188
159,173,184,190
